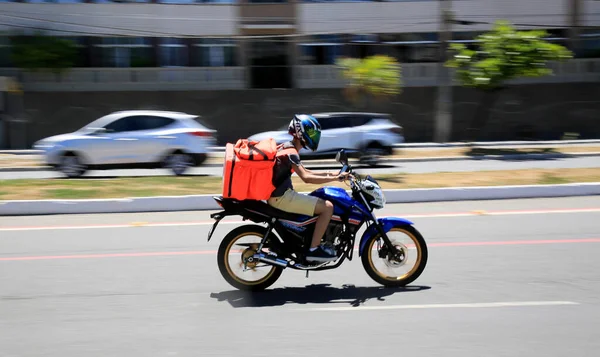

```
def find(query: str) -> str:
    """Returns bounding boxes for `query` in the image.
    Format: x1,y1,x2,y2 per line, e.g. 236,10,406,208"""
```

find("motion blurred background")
0,0,598,153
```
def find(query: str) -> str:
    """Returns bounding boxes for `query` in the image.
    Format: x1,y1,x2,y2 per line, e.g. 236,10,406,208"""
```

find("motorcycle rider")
268,114,350,263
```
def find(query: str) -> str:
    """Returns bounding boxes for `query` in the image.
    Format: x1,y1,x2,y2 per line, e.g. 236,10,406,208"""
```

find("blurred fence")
0,59,598,92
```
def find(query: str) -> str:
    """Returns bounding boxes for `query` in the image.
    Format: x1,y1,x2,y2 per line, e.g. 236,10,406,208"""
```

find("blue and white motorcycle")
208,150,428,291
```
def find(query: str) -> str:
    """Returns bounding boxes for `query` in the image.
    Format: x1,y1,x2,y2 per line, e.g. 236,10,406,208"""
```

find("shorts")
268,189,319,217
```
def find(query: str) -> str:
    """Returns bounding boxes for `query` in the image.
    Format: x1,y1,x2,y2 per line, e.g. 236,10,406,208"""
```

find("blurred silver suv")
248,112,404,166
34,110,216,177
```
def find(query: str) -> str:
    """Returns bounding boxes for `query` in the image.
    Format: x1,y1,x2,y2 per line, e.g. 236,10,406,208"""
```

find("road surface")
1,197,600,357
1,155,599,180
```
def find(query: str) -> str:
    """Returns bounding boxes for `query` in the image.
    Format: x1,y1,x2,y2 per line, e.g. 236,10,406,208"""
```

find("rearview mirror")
335,150,348,165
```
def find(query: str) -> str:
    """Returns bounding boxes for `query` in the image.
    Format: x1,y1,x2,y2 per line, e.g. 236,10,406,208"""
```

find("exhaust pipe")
254,253,288,268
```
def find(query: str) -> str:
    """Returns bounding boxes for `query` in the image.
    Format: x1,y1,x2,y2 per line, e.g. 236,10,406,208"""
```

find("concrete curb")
3,152,600,173
1,183,599,216
2,139,600,155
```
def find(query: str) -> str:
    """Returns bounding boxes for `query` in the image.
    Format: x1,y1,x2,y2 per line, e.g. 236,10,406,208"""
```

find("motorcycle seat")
220,198,313,223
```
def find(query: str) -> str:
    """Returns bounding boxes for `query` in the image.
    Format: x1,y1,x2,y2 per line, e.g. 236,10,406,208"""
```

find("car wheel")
164,152,194,176
360,143,388,167
194,153,208,166
59,153,87,178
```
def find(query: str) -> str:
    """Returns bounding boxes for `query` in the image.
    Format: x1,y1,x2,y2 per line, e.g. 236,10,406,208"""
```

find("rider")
268,114,350,263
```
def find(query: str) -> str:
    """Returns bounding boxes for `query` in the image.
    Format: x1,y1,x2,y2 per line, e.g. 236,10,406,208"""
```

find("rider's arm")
303,167,330,177
293,163,345,184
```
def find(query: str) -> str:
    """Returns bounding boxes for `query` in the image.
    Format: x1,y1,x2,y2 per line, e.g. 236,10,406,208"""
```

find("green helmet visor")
304,127,321,151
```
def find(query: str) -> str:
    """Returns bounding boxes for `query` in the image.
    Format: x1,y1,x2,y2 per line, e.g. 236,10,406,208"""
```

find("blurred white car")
248,112,404,166
34,110,216,177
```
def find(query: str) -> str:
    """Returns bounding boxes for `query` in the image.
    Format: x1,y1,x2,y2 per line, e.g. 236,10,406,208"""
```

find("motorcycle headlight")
362,181,386,209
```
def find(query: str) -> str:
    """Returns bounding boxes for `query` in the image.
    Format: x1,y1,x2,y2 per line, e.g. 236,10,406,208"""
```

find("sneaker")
306,245,337,263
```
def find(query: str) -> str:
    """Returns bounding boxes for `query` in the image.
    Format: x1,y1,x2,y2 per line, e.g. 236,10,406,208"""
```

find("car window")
318,116,352,130
104,117,140,133
352,116,374,127
137,116,175,131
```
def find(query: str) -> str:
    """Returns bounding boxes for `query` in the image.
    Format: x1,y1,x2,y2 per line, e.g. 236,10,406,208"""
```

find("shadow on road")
49,174,212,180
210,283,431,308
466,147,571,162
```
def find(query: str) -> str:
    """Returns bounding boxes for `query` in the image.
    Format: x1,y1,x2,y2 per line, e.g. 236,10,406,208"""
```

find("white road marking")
308,301,580,312
1,208,600,232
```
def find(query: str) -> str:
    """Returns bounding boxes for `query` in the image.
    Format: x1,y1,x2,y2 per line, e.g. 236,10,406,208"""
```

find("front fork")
356,189,396,251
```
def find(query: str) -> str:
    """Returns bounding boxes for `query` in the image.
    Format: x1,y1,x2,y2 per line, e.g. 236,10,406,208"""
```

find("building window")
380,33,439,63
300,35,343,65
94,37,154,68
92,0,151,3
580,31,600,58
159,38,188,67
191,39,237,67
0,37,11,67
24,0,85,3
157,0,235,3
249,0,287,3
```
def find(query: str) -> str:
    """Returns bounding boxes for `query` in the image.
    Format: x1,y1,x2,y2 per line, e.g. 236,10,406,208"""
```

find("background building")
0,0,599,148
0,0,598,91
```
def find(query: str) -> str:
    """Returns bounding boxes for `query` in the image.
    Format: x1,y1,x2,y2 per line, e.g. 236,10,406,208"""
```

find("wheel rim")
223,231,277,286
168,154,193,174
61,156,83,176
367,227,422,281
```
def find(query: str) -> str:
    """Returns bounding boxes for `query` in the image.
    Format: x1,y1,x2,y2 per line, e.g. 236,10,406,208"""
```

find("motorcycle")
207,150,428,291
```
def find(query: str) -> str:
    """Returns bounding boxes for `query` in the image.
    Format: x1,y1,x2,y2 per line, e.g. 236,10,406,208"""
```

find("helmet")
288,114,321,151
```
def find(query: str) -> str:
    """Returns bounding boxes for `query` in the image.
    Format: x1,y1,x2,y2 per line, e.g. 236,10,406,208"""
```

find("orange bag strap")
275,145,300,174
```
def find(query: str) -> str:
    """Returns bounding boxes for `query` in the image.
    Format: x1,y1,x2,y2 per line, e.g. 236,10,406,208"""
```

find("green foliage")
336,55,402,105
10,33,78,74
447,21,573,90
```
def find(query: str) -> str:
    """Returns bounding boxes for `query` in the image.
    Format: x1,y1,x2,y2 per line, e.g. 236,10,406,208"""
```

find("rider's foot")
306,245,337,262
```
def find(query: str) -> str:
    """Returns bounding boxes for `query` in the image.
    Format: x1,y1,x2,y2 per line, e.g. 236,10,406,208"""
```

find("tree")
336,55,402,109
10,32,78,74
446,20,573,140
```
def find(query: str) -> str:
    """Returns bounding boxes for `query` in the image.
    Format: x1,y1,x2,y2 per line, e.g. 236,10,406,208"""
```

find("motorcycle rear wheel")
217,225,283,291
361,225,428,287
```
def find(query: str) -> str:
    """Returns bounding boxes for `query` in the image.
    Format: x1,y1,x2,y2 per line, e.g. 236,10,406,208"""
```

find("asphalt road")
1,197,600,357
1,156,600,179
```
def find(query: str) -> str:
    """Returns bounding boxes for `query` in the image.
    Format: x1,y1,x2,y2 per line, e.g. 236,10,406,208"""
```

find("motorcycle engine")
322,222,344,253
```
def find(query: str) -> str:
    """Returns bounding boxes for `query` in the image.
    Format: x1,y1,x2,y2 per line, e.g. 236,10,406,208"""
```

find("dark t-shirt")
271,142,301,197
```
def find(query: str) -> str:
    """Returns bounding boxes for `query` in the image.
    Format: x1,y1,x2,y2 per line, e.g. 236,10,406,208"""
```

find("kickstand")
305,270,309,278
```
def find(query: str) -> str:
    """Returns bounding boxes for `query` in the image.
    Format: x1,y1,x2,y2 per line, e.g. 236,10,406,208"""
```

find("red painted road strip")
2,238,600,262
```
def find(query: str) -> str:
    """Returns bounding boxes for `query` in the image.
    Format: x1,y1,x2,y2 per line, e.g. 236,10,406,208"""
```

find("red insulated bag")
222,138,297,200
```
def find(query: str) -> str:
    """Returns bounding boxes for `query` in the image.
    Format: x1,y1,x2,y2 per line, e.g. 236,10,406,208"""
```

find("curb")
1,183,599,216
393,139,600,148
2,140,600,155
3,152,600,173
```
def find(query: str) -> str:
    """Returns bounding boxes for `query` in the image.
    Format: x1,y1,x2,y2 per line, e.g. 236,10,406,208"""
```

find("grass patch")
538,173,571,185
1,168,599,200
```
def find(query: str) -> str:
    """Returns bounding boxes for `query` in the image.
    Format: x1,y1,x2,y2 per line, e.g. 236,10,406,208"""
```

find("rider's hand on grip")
337,172,351,182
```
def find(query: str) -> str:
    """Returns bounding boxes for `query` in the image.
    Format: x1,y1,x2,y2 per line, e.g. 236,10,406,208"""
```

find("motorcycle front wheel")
361,225,428,287
217,225,283,291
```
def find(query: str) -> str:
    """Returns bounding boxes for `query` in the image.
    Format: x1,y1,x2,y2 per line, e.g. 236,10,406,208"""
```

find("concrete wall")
298,0,569,34
0,3,237,36
5,82,599,149
584,0,600,27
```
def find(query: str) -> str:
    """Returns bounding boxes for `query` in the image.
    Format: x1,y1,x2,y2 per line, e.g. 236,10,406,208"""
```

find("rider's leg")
311,199,333,248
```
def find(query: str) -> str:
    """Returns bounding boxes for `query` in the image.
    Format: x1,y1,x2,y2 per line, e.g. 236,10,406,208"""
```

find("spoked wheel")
217,225,283,291
361,225,428,287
